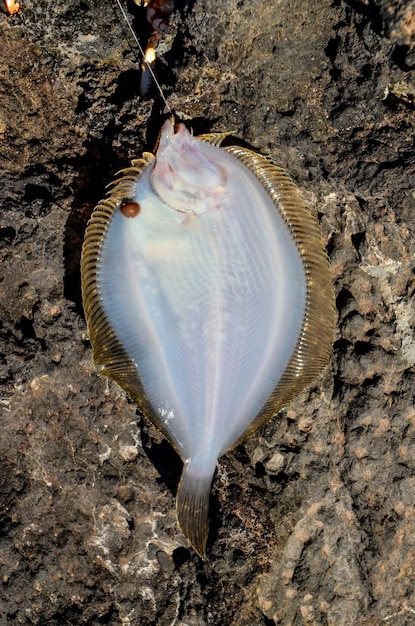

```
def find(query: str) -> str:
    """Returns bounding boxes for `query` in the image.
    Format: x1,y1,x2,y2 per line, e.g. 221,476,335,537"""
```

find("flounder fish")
81,119,334,556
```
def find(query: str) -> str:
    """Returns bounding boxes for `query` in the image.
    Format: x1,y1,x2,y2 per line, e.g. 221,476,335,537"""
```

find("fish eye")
120,199,141,218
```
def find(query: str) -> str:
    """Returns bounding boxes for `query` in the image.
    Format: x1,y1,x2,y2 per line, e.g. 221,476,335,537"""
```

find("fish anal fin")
176,461,215,558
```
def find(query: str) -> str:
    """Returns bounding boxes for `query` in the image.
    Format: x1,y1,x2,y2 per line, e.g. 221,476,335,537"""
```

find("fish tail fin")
176,461,215,558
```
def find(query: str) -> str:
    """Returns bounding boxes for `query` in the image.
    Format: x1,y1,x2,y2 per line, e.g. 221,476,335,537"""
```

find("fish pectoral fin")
197,131,235,147
176,461,216,558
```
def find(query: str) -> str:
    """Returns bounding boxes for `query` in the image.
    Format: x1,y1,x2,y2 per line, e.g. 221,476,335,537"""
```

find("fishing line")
114,0,173,117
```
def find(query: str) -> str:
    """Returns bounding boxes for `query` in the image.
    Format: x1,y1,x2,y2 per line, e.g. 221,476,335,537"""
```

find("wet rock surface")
0,0,414,624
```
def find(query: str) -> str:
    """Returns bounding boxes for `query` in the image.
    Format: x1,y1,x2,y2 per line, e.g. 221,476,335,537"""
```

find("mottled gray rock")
0,0,414,624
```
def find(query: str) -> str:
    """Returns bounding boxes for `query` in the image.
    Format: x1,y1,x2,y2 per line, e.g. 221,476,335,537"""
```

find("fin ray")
176,463,215,558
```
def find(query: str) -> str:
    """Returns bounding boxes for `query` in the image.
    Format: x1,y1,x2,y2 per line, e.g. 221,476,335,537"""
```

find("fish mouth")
150,119,229,216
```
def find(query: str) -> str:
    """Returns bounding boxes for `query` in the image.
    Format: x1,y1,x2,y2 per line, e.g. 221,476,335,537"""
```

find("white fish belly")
97,155,306,469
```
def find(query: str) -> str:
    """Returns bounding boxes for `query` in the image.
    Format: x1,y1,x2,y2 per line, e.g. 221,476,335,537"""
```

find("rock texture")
0,0,414,624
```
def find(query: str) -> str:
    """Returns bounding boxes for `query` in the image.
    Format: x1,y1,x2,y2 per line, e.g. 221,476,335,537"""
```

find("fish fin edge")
197,131,235,147
81,155,179,442
224,146,335,447
176,464,215,559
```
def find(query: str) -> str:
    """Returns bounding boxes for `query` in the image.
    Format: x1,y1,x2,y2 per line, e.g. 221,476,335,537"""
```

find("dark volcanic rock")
0,0,414,624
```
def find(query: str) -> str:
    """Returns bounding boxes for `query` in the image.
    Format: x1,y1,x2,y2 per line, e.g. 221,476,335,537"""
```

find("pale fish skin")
81,120,334,556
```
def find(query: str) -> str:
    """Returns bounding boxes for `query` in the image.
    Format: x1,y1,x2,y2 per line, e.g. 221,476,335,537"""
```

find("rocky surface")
0,0,414,624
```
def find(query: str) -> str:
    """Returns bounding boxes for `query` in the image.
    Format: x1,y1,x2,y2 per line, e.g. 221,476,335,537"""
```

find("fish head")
151,119,228,215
